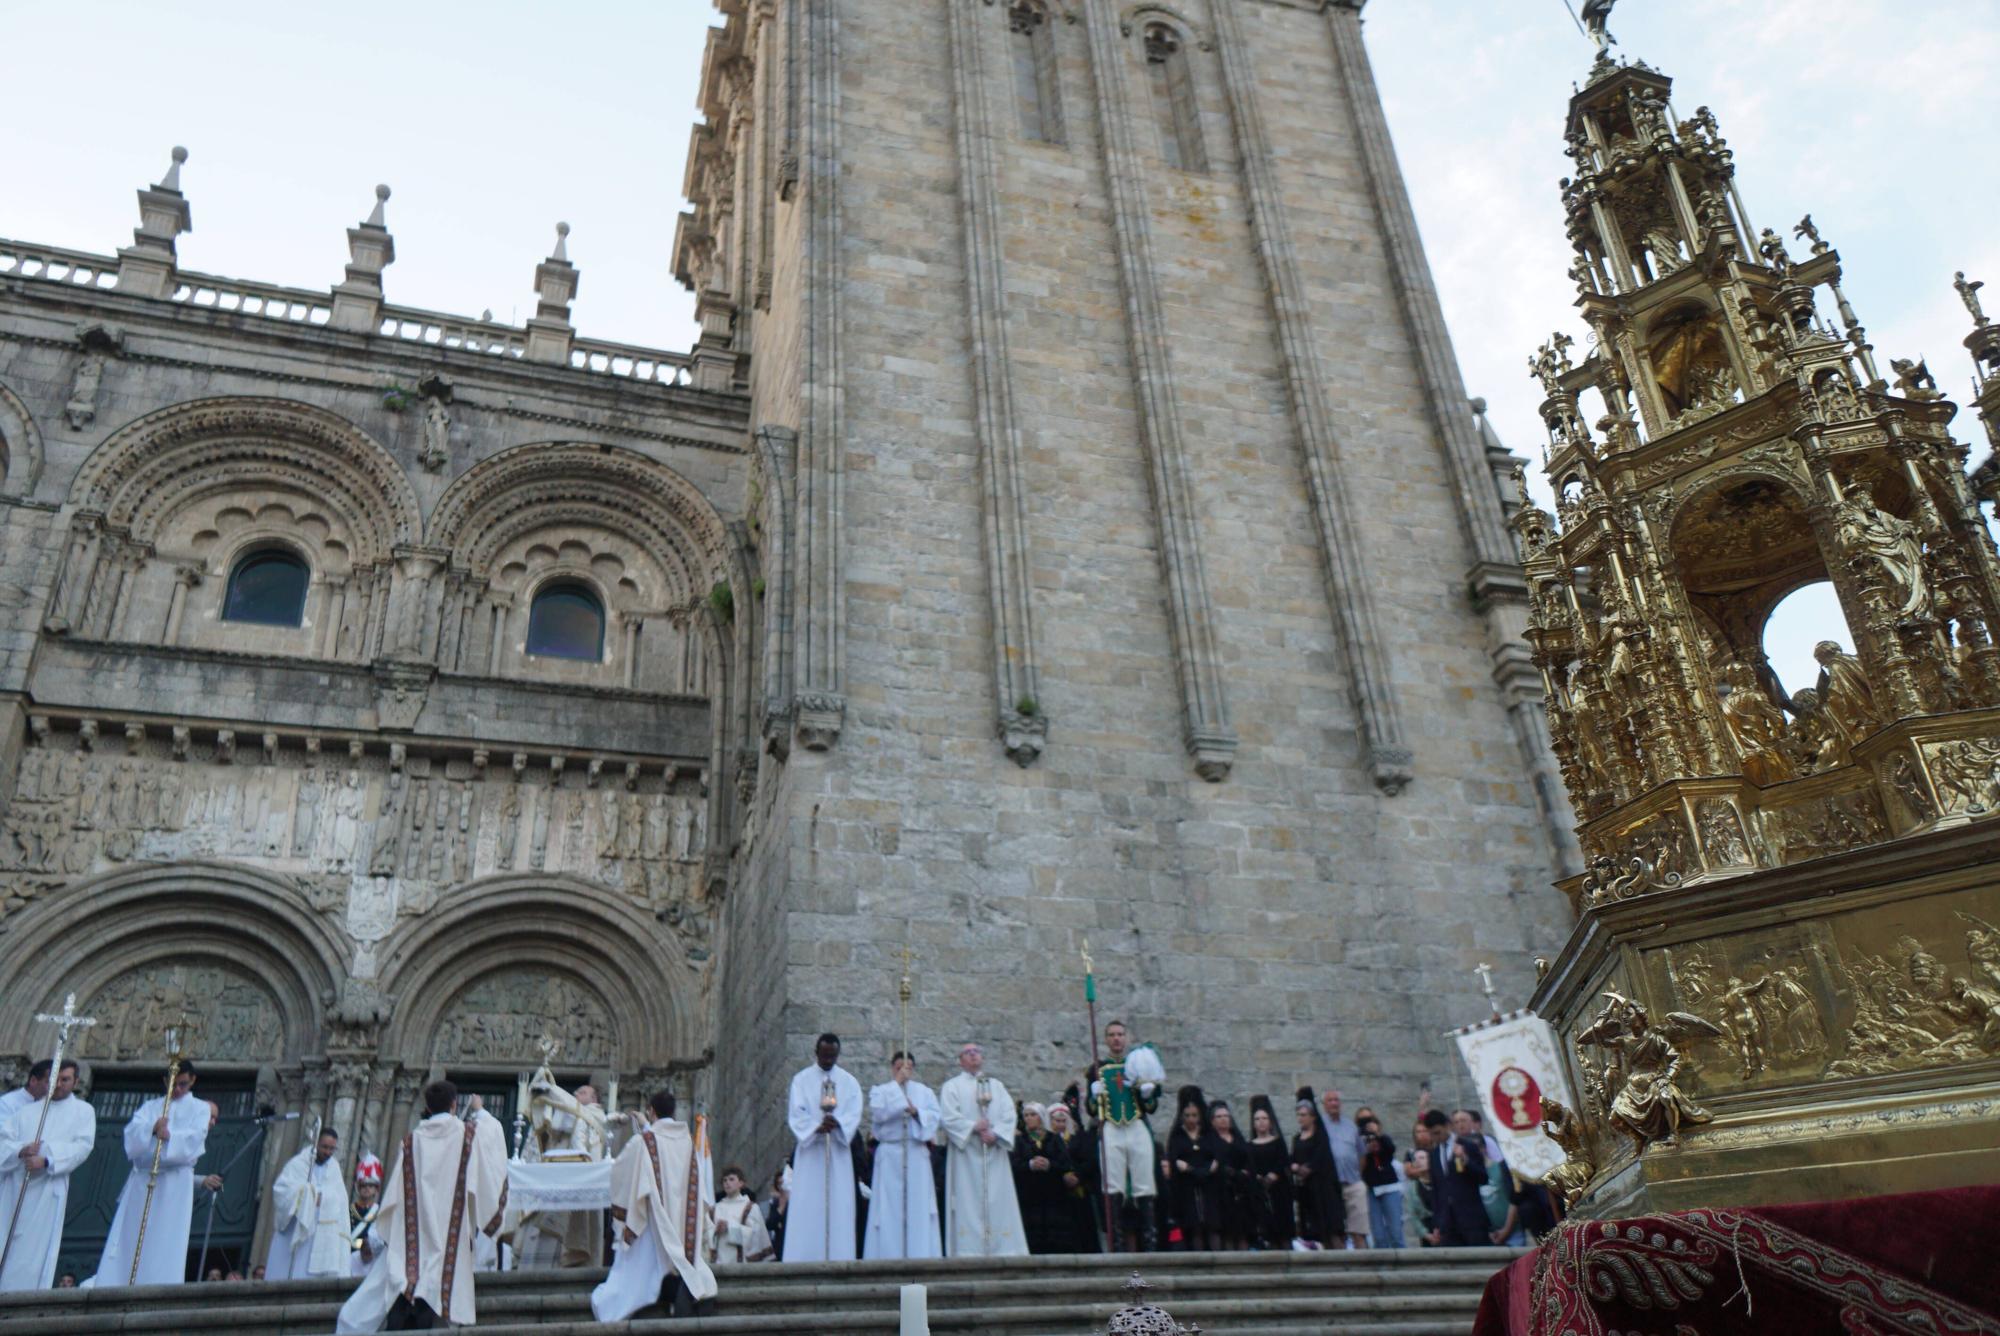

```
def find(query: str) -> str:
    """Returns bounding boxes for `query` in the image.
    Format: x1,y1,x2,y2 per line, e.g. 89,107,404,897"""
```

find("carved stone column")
319,576,349,659
164,565,202,644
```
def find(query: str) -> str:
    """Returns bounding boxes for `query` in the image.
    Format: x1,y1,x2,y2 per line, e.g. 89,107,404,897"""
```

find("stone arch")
53,397,420,656
0,862,347,1069
428,443,734,695
375,874,700,1075
0,381,45,498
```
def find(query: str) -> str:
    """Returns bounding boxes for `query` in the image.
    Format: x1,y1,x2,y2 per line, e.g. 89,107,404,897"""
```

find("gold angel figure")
1575,991,1724,1155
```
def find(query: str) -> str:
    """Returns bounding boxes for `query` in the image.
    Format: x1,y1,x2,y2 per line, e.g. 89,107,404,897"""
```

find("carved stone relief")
1,735,712,926
73,960,285,1064
430,968,612,1066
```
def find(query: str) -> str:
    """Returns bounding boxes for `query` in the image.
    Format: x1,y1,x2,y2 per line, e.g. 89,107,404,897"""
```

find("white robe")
0,1089,31,1124
519,1082,606,1267
939,1071,1027,1258
709,1192,774,1265
780,1063,862,1262
336,1110,509,1332
0,1094,96,1291
86,1090,209,1287
590,1116,716,1321
861,1080,942,1260
266,1147,351,1280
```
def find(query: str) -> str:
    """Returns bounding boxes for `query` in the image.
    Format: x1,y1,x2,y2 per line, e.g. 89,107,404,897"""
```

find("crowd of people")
0,1022,1558,1326
752,1027,1558,1264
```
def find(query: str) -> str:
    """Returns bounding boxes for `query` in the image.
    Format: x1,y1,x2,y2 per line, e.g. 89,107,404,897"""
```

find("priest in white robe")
86,1060,210,1287
337,1082,509,1332
520,1074,608,1267
709,1164,775,1264
591,1089,716,1321
0,1059,95,1291
0,1063,50,1126
265,1126,351,1281
781,1033,863,1262
862,1051,942,1259
939,1043,1027,1258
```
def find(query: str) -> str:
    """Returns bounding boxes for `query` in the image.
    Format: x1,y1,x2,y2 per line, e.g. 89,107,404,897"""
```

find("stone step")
0,1249,1516,1335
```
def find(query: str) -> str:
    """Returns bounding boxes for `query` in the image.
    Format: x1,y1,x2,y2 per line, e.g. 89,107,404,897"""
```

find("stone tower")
1520,36,2000,1211
683,0,1573,1168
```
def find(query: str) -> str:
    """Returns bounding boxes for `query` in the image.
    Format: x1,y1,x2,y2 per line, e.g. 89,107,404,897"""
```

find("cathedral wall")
716,0,1570,1175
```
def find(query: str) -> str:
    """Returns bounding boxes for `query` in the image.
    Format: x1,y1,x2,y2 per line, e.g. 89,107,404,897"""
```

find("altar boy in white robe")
780,1033,863,1262
265,1127,351,1280
0,1059,95,1291
710,1165,775,1264
87,1060,210,1287
591,1089,716,1321
337,1081,509,1332
862,1051,942,1259
939,1042,1027,1258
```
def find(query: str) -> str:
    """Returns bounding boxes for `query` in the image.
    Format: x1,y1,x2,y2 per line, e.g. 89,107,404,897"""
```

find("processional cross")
0,995,98,1275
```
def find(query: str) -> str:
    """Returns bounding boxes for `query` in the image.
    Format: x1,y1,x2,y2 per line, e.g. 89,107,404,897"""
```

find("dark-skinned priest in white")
782,1033,862,1261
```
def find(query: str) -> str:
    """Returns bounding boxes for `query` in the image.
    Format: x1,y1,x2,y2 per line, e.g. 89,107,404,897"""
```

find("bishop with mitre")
591,1089,716,1320
0,1059,95,1291
265,1125,351,1280
337,1080,509,1332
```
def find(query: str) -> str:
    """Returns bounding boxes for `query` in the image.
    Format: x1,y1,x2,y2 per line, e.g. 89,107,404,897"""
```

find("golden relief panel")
1634,887,2000,1096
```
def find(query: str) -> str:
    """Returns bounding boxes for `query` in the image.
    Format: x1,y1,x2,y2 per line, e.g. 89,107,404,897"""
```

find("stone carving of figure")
452,782,474,882
370,770,407,877
1640,223,1684,276
54,751,84,801
1718,663,1795,785
157,765,186,833
401,779,431,879
598,789,623,860
293,765,324,859
1957,272,1988,326
530,787,551,871
331,770,365,872
137,764,162,831
428,781,453,883
1836,489,1929,619
495,782,522,872
671,797,694,860
110,759,140,827
420,394,451,473
76,764,105,830
643,794,669,861
562,792,587,872
691,800,707,857
619,791,644,862
15,748,47,801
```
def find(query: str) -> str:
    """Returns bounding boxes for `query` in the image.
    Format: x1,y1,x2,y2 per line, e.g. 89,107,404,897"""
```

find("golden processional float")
1519,30,2000,1214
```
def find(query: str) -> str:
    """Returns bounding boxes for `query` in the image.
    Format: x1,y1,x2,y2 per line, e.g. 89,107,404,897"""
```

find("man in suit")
1420,1110,1488,1247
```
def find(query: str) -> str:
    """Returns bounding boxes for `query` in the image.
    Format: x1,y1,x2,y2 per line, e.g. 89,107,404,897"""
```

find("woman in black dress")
1208,1100,1251,1250
1246,1098,1294,1250
1047,1100,1101,1253
1165,1086,1222,1251
1289,1093,1343,1248
1011,1103,1076,1254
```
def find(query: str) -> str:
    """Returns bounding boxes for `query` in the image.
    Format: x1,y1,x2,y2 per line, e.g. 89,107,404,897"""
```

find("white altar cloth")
506,1159,613,1213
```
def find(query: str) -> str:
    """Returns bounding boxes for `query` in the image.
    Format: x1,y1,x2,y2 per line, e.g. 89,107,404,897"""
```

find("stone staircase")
0,1248,1519,1335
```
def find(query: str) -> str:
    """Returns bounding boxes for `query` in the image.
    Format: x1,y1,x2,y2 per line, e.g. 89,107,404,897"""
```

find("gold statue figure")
1575,991,1723,1155
1533,1096,1596,1212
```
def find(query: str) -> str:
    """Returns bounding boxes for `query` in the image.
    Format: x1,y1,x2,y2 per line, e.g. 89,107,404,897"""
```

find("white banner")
1451,1011,1574,1181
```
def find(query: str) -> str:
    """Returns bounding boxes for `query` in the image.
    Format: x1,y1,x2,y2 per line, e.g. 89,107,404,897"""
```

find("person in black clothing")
1047,1101,1101,1254
1288,1092,1343,1248
852,1134,874,1255
1208,1101,1251,1251
1245,1099,1293,1250
1164,1088,1221,1252
1011,1103,1075,1254
1357,1114,1402,1249
1422,1109,1489,1247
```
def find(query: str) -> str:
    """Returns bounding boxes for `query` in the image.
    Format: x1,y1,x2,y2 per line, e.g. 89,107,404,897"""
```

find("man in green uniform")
1090,1021,1161,1251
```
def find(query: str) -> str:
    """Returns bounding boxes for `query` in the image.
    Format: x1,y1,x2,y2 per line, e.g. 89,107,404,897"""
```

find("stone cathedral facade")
0,0,1571,1266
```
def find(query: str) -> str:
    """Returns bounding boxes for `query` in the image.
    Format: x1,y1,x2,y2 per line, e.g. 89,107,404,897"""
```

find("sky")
4,1,1995,690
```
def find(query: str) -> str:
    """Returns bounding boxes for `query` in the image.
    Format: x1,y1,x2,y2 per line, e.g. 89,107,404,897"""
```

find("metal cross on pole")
897,938,914,1259
0,994,97,1276
1474,963,1502,1019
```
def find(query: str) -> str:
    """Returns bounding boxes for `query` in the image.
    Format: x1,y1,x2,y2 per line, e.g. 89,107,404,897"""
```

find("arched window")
1009,1,1063,145
221,548,310,627
1144,22,1204,172
526,582,606,661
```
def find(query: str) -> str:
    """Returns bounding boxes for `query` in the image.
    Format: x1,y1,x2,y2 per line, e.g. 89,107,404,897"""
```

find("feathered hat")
354,1152,383,1185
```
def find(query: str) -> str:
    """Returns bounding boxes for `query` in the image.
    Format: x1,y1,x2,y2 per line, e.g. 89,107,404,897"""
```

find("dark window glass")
221,549,309,627
527,583,605,661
